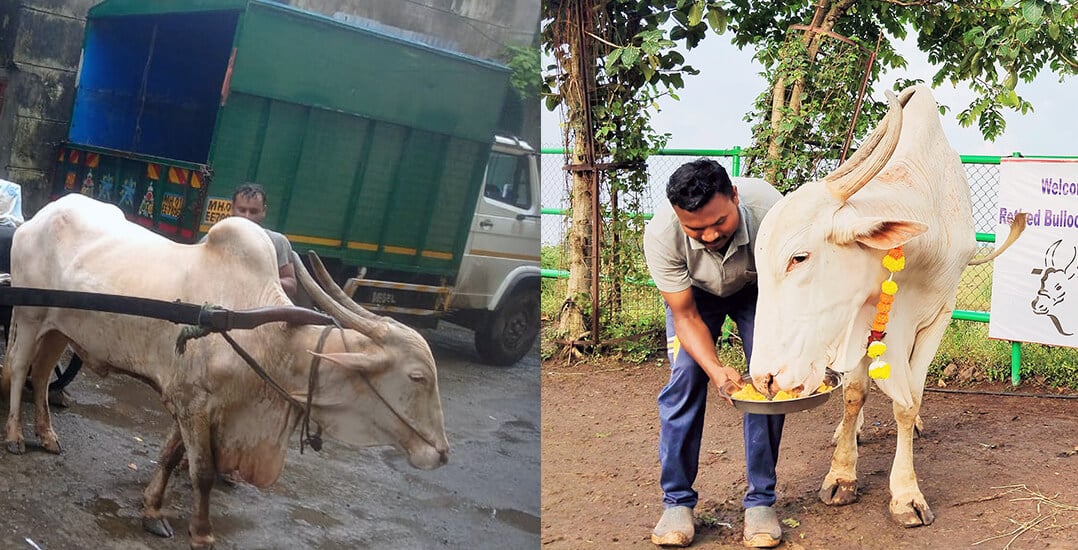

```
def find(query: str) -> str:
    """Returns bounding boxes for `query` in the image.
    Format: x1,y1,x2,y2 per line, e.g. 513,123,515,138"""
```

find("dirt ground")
541,356,1078,549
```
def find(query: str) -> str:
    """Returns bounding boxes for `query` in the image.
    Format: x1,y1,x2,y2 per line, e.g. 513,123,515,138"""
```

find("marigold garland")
867,246,904,379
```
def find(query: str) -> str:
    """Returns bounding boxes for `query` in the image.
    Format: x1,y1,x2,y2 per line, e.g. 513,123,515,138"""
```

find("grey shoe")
743,506,782,548
651,505,694,547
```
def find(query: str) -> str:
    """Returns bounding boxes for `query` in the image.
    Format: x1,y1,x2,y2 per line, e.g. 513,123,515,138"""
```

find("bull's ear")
833,216,928,249
308,350,390,375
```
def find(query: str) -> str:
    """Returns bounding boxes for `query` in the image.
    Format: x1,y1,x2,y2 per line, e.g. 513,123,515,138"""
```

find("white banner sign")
989,158,1078,348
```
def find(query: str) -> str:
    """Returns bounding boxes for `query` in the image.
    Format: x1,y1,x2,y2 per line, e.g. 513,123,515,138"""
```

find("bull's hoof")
142,516,175,538
41,437,62,455
189,534,215,549
6,439,25,455
819,479,859,506
891,498,935,527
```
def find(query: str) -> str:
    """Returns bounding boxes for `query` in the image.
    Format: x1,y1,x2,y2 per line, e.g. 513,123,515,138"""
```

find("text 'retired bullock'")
2,194,449,548
749,85,1023,527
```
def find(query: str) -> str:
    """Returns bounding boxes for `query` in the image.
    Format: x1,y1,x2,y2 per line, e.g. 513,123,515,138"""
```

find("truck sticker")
97,174,114,202
138,182,155,218
202,197,232,225
160,191,185,221
168,167,189,186
119,178,137,210
80,170,95,196
146,163,160,181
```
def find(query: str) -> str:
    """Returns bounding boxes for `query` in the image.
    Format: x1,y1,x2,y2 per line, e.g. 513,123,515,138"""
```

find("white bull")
749,85,1023,527
2,194,449,548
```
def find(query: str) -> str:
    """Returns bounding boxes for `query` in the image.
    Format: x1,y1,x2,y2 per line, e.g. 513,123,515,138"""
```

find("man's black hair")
233,182,267,205
666,159,734,212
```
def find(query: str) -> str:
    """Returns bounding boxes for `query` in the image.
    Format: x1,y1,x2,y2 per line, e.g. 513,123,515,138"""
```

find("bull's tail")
968,212,1026,266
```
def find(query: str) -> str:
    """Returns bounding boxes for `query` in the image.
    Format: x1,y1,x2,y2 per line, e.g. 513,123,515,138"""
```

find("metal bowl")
723,370,842,415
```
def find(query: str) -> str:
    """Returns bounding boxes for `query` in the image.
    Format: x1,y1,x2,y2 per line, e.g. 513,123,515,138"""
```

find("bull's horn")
307,251,380,320
824,90,904,203
292,251,387,340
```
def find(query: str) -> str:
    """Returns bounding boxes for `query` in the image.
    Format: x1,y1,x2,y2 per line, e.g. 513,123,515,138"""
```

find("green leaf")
1001,89,1019,108
621,47,640,66
1021,2,1043,25
1003,70,1017,90
1016,27,1035,44
1048,22,1060,41
707,8,728,35
998,43,1016,61
641,64,655,82
603,49,620,69
688,1,704,27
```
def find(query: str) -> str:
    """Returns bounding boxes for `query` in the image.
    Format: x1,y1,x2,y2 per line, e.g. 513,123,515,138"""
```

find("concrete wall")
0,0,96,214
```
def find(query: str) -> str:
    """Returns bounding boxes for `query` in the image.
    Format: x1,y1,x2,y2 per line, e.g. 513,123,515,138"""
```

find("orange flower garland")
866,246,904,379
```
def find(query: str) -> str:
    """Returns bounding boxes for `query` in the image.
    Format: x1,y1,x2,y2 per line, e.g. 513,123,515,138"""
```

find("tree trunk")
553,0,594,343
763,0,855,181
764,76,787,184
557,135,592,341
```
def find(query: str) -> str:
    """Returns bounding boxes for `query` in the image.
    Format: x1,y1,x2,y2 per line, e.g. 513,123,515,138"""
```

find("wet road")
0,324,540,549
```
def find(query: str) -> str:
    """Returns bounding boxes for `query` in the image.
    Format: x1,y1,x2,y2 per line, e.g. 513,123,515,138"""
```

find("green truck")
52,0,541,365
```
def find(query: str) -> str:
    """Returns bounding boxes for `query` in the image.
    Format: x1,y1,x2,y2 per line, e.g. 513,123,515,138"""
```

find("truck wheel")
48,348,83,393
475,288,539,366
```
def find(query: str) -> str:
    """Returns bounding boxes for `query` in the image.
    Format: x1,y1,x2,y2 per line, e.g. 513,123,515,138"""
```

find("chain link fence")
542,147,1008,329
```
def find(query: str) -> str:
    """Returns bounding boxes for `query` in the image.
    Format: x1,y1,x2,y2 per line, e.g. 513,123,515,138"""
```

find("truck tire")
474,288,539,366
48,349,83,393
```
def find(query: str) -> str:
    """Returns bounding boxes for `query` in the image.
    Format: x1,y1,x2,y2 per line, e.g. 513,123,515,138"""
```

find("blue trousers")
659,285,785,510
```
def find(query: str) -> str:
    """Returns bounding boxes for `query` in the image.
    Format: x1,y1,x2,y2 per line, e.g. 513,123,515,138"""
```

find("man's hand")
712,366,744,405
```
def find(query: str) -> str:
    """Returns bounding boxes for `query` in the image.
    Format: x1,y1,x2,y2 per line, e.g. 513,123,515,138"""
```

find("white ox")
2,194,449,548
749,85,1023,527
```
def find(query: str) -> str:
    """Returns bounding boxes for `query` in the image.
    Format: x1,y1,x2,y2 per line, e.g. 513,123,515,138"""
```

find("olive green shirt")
643,177,781,297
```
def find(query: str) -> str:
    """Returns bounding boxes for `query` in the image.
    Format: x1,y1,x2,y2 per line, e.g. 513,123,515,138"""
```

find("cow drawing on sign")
1031,239,1076,336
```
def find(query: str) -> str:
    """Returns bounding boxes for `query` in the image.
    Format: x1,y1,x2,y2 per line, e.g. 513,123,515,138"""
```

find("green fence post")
1011,341,1021,386
732,146,742,177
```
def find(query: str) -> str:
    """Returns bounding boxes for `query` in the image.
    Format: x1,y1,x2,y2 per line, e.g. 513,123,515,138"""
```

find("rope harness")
219,327,329,454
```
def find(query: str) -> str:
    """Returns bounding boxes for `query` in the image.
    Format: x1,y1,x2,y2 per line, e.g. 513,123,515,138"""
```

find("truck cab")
347,136,541,365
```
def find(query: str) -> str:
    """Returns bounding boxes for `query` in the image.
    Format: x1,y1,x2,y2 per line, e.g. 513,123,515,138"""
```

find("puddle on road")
477,506,540,535
86,496,131,536
290,505,343,528
76,402,152,431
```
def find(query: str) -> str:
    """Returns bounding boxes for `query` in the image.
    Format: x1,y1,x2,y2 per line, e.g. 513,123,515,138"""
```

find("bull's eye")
409,372,426,382
786,252,809,272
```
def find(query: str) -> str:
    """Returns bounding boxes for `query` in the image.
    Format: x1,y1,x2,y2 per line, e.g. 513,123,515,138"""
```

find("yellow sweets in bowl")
730,384,768,401
730,382,834,402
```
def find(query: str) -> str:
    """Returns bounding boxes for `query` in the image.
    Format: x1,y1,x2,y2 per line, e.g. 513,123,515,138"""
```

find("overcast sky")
541,32,1077,157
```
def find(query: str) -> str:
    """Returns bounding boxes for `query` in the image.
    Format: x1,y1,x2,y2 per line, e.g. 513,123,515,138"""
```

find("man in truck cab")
228,183,298,300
